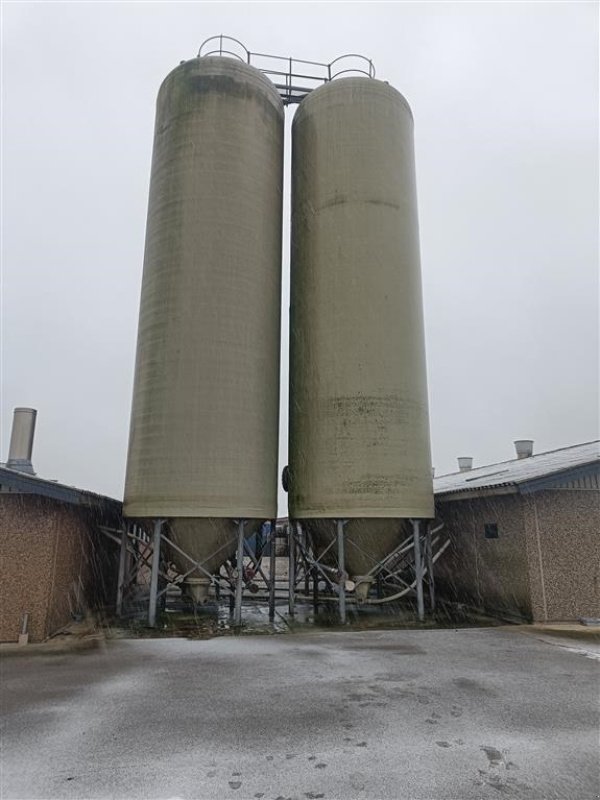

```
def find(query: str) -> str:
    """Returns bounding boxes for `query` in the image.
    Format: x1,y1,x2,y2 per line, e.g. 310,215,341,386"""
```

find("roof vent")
514,440,534,459
6,408,37,475
457,457,473,472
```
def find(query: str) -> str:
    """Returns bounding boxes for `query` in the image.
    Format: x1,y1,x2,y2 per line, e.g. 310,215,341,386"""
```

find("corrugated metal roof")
434,440,600,498
0,465,122,515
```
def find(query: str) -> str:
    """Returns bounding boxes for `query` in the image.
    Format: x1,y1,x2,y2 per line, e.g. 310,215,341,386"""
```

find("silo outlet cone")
354,576,375,603
185,577,212,605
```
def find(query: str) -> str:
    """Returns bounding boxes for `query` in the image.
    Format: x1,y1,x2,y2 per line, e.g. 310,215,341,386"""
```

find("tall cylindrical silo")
124,57,284,600
289,77,434,582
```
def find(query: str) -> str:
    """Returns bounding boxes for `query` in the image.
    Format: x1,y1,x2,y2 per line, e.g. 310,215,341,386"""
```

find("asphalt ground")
1,627,599,800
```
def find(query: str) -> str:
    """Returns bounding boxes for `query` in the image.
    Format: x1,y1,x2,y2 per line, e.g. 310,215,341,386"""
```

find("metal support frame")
115,521,129,617
234,518,279,622
425,524,435,612
336,519,348,624
283,518,448,621
103,512,447,628
148,519,165,627
288,523,297,616
105,521,229,622
412,519,425,622
233,519,247,627
268,520,277,620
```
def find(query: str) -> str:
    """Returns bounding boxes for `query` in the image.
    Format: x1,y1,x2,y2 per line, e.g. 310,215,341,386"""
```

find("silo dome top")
158,55,284,117
292,75,414,128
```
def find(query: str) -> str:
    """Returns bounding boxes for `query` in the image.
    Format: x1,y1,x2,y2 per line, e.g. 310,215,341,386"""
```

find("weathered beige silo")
289,77,434,580
124,57,284,600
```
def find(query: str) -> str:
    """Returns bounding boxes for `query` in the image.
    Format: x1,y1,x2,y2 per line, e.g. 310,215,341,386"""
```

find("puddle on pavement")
115,599,502,641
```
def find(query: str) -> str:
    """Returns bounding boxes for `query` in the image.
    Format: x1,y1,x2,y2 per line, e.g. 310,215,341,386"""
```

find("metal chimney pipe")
6,408,37,475
457,457,473,472
514,440,534,459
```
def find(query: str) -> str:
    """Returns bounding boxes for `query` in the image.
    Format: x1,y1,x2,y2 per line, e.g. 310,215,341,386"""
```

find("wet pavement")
2,626,599,799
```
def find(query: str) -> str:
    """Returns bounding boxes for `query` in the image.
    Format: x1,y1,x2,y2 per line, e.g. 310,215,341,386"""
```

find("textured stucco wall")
523,490,600,622
0,495,114,642
44,505,94,638
435,494,532,620
0,495,55,641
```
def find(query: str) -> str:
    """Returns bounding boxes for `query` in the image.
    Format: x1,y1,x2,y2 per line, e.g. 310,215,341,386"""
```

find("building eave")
517,461,600,494
435,484,518,503
0,467,122,517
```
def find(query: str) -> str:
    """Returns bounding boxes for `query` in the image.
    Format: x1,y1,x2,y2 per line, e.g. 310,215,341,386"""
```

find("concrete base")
2,628,598,799
17,633,29,646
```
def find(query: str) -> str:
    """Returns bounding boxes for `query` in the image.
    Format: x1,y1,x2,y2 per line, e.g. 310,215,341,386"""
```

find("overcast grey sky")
2,1,598,512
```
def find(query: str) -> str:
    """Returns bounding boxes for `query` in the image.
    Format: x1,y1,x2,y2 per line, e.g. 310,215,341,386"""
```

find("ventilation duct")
6,408,37,475
514,440,534,459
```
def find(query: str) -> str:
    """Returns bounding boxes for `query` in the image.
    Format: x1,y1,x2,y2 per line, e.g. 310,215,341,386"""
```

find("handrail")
196,35,376,105
329,53,376,79
198,35,249,62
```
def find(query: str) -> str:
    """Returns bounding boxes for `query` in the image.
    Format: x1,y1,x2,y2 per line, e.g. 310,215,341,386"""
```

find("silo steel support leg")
426,523,435,612
288,523,297,616
308,529,319,613
413,519,425,622
116,523,129,618
268,520,277,621
233,519,246,627
304,541,310,596
148,519,163,627
337,519,347,625
312,566,319,613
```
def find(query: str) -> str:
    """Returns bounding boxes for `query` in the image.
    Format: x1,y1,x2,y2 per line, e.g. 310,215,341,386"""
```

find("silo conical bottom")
168,518,262,602
302,518,412,583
